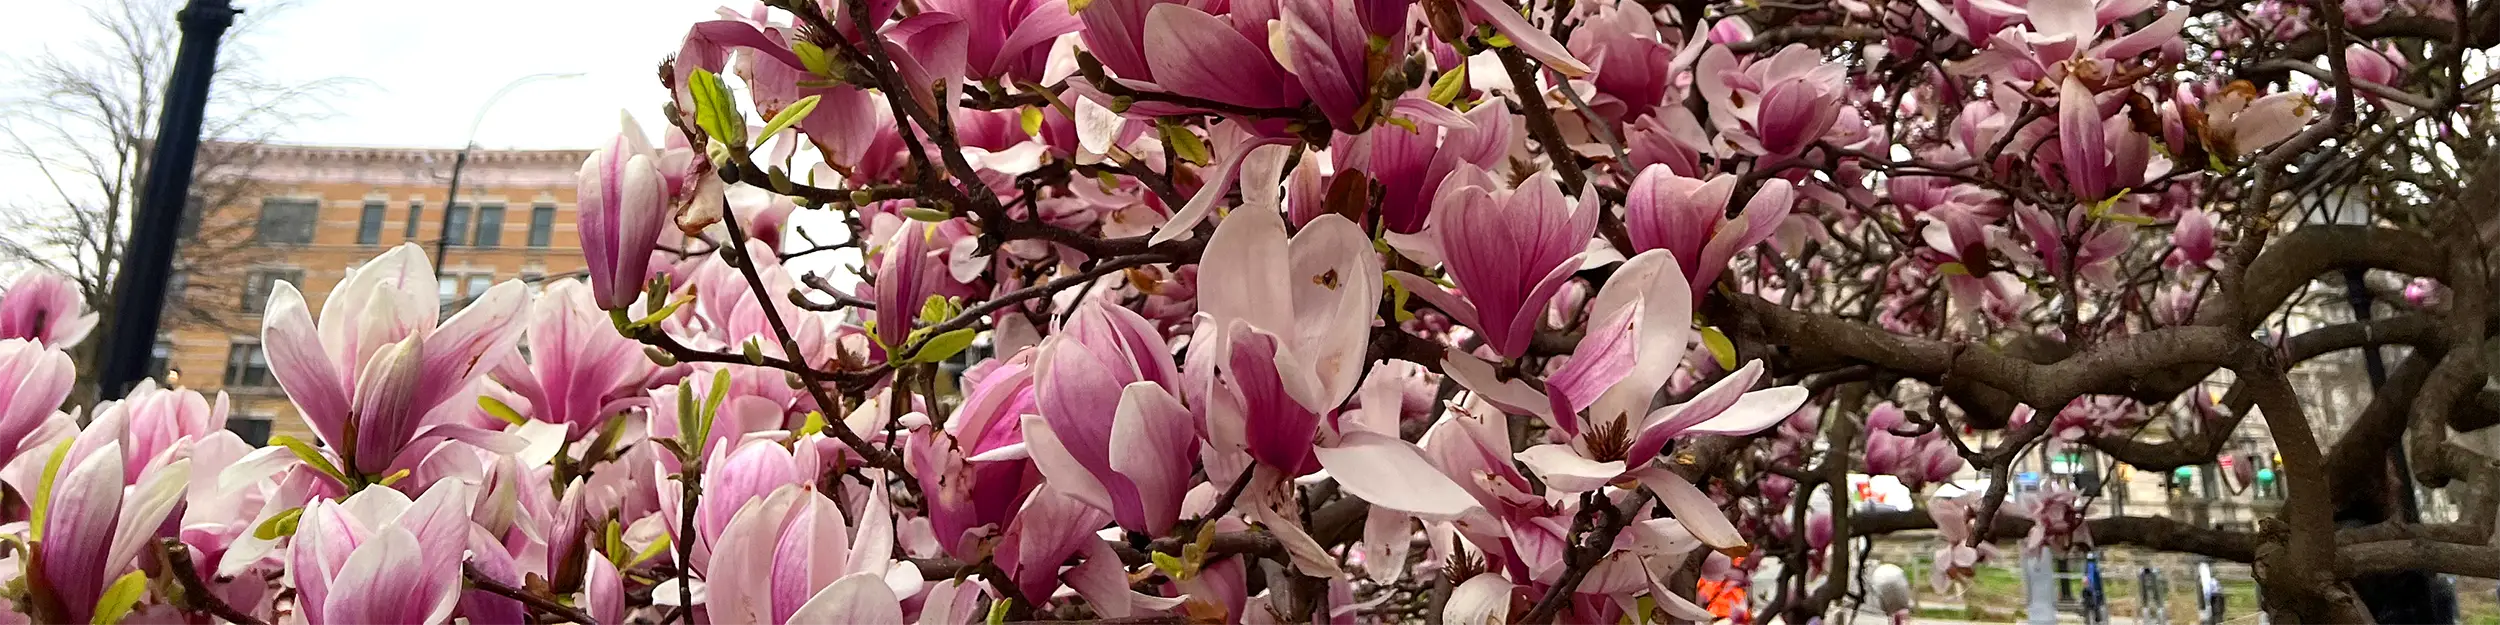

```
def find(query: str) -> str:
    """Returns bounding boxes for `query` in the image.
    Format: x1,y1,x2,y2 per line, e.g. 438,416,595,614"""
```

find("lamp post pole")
432,72,583,266
96,0,240,400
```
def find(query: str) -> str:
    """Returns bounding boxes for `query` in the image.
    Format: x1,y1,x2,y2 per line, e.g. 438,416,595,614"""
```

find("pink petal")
1542,305,1640,436
322,527,460,625
1459,0,1590,76
1647,470,1746,551
1109,382,1197,536
1313,431,1482,519
1513,443,1626,493
1143,4,1302,109
1678,386,1811,436
1626,360,1767,467
788,572,905,624
259,283,351,449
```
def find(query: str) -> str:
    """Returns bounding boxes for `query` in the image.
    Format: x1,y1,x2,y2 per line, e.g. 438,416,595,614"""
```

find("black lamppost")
96,0,239,400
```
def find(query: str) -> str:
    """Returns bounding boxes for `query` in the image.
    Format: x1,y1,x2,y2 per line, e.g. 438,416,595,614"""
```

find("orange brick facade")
166,142,591,445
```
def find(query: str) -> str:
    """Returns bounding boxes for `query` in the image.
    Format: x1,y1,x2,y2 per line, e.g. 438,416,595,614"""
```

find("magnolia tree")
3,0,2498,621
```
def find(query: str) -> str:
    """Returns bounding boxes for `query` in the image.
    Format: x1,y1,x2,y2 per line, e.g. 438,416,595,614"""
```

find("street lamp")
432,72,586,266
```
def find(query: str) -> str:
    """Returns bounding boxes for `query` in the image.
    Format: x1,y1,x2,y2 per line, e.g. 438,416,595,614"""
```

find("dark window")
240,268,302,314
180,194,205,240
444,204,471,246
404,201,424,240
357,200,386,244
225,416,273,447
223,343,271,387
528,203,556,247
254,198,318,245
474,203,506,247
147,340,173,381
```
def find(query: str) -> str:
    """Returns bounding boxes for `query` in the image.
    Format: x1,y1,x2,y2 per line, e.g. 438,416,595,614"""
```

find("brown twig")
159,537,270,625
465,562,603,625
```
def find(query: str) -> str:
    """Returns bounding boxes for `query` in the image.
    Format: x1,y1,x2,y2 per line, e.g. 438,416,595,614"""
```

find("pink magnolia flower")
259,243,531,477
577,113,669,310
906,352,1042,559
874,221,948,351
1928,494,1996,591
1697,44,1848,159
2170,208,2219,269
494,279,655,440
2200,82,2316,160
287,479,471,624
0,339,74,468
706,483,926,624
1028,300,1195,535
1197,202,1382,474
2054,76,2153,203
28,440,191,624
1393,167,1596,360
1274,0,1412,130
2018,482,2091,556
902,0,1082,84
1624,165,1798,298
0,269,96,348
2013,203,2132,288
1335,98,1516,234
1568,6,1686,121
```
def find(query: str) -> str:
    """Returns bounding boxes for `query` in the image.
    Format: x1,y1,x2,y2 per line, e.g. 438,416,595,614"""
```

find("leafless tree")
0,0,354,393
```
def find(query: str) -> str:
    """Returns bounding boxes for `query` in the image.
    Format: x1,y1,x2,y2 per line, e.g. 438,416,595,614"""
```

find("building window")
475,203,506,247
240,268,302,314
444,204,471,246
226,415,274,447
528,203,555,247
180,194,205,240
357,200,386,245
254,198,318,245
223,342,271,387
464,274,492,300
405,201,424,240
147,340,173,382
437,276,458,302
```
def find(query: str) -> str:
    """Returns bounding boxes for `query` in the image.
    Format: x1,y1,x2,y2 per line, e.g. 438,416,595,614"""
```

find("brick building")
163,141,591,445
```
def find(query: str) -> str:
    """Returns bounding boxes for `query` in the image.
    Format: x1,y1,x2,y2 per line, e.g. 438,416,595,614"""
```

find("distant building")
162,141,591,446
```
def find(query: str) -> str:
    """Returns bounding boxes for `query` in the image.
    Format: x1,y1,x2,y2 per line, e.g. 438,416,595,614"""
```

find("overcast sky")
0,1,868,279
2,0,710,153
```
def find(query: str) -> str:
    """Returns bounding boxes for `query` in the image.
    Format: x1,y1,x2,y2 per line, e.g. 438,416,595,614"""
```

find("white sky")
1,0,711,152
0,1,865,280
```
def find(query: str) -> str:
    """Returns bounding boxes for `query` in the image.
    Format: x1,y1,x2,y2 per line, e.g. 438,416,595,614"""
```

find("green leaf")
1484,32,1515,48
755,94,823,147
271,435,351,489
675,380,702,456
1020,106,1045,137
911,328,980,364
630,532,674,567
793,41,836,77
1386,273,1417,323
900,207,954,222
688,68,748,146
919,295,955,325
479,396,530,427
701,367,732,447
1699,326,1738,371
986,597,1013,625
797,411,829,438
27,438,72,541
1936,262,1971,276
1381,117,1419,133
1162,119,1211,166
375,469,415,487
1428,65,1469,107
89,570,148,625
254,506,306,541
1151,551,1195,582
